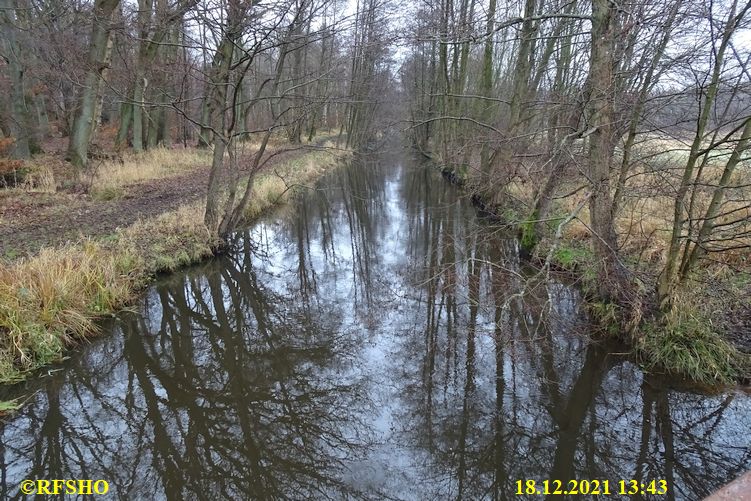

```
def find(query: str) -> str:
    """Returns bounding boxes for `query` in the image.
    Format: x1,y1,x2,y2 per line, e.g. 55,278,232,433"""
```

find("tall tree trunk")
588,0,630,305
0,0,32,158
88,34,114,140
132,76,147,151
66,0,120,171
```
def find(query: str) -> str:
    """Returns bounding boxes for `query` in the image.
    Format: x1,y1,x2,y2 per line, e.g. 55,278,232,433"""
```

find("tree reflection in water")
390,161,751,500
1,152,749,500
0,238,370,499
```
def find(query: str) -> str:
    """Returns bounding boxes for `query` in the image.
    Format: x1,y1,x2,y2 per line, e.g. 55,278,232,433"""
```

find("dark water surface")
1,150,749,500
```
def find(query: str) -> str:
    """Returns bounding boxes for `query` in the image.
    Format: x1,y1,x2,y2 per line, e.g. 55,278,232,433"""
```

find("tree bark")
0,0,32,158
588,0,630,304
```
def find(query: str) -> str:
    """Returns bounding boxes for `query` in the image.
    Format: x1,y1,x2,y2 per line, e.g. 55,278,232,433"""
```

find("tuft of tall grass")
0,241,142,381
20,161,57,193
637,291,749,385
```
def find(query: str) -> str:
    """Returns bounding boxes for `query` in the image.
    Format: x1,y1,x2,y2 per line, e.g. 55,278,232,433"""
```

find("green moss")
519,217,537,253
552,245,592,269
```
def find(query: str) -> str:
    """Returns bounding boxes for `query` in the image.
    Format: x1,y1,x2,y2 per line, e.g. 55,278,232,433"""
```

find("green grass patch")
553,245,593,269
638,303,748,385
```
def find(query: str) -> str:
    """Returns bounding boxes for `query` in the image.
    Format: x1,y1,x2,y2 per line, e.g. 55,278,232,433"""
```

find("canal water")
1,149,749,499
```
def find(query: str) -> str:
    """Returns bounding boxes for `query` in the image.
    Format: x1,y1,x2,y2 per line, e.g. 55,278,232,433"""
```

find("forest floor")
0,133,350,385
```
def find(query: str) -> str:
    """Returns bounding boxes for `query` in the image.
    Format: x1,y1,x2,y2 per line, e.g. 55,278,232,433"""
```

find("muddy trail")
0,147,308,259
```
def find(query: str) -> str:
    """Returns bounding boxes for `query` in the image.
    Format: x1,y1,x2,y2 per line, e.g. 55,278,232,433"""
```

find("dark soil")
0,168,210,259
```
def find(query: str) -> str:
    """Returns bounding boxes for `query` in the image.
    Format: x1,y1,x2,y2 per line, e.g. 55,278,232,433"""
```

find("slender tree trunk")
34,93,50,140
203,34,236,237
115,101,132,149
132,76,146,151
197,95,212,148
588,0,630,305
478,0,497,183
611,0,680,218
680,116,751,276
657,0,750,306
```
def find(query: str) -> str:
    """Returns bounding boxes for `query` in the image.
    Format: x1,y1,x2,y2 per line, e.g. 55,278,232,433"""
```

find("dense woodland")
0,0,396,235
1,0,750,383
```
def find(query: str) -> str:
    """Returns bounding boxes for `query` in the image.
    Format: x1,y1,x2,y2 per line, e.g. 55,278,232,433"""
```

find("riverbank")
0,137,350,385
430,149,751,387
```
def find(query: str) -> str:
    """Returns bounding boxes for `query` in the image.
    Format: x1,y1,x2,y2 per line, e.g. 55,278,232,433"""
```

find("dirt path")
0,147,307,259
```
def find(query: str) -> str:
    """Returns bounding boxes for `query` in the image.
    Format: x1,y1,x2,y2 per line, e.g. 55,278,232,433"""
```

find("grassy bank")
539,238,749,385
0,142,350,384
431,139,751,386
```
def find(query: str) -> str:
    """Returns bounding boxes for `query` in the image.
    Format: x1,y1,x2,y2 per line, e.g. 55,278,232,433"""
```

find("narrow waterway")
1,149,749,499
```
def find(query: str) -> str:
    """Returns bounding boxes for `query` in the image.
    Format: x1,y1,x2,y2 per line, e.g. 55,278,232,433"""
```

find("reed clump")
0,241,143,381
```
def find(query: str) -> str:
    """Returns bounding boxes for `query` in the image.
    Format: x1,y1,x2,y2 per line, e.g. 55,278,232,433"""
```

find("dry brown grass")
120,202,215,272
543,136,751,273
92,147,211,193
0,241,142,380
245,148,351,219
616,138,750,270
